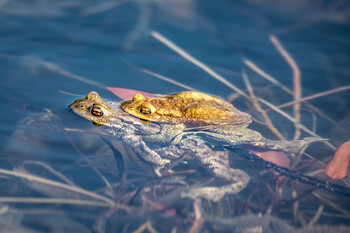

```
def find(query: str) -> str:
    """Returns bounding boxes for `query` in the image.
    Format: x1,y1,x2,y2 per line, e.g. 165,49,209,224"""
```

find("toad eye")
90,105,104,117
139,106,152,115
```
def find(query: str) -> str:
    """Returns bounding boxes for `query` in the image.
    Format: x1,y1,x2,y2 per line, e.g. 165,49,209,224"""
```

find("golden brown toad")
120,91,262,145
120,91,249,125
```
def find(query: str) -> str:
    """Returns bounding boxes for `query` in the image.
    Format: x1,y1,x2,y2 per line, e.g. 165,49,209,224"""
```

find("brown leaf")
106,87,155,100
325,141,350,179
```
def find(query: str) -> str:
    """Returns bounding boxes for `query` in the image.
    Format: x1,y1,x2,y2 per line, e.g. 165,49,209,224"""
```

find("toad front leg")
142,124,187,145
121,134,171,176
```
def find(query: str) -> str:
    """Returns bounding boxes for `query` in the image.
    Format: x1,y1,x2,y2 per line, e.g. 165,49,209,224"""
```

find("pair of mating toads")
69,91,327,201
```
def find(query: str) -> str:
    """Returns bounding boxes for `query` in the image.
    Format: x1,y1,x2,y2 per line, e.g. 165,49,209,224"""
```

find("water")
0,0,350,232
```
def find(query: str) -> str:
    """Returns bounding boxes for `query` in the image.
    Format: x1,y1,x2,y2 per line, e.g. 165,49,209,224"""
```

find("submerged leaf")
325,141,350,179
106,87,155,100
249,149,290,168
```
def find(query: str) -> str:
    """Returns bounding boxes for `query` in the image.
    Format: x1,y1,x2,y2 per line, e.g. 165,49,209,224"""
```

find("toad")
69,91,320,200
120,91,318,152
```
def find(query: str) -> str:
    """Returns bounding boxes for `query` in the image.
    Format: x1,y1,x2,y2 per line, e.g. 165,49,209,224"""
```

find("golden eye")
90,105,104,117
140,106,152,115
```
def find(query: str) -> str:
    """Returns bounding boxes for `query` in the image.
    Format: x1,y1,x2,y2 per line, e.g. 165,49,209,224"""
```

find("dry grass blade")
313,192,350,215
29,56,105,88
292,187,299,225
189,199,204,233
0,197,112,207
0,168,115,207
308,204,324,227
0,0,8,8
133,221,159,233
277,85,350,109
142,69,196,91
243,59,337,126
243,59,292,94
242,70,285,140
150,31,248,98
81,0,128,16
257,98,336,150
270,35,302,140
20,161,76,186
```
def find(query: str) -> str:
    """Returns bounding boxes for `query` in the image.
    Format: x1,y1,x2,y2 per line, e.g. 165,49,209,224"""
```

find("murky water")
1,0,350,232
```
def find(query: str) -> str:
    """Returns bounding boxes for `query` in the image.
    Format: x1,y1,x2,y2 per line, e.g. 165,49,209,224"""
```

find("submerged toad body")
69,91,317,201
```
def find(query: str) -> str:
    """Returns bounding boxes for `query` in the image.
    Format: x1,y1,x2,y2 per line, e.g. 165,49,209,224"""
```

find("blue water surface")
0,0,350,232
